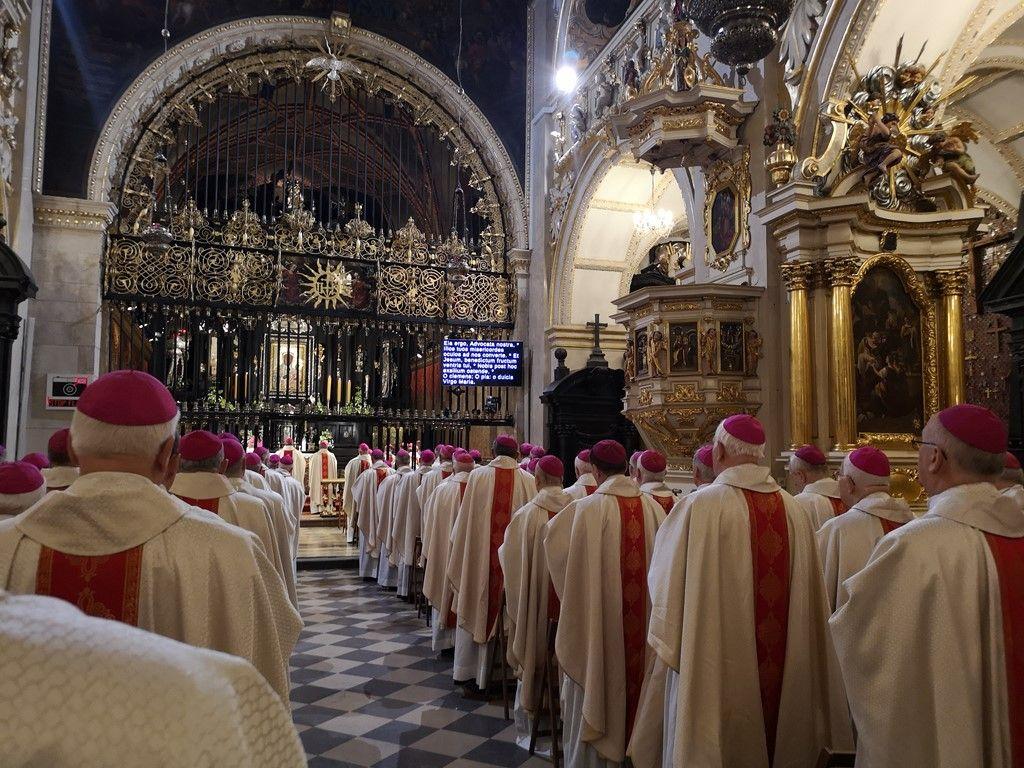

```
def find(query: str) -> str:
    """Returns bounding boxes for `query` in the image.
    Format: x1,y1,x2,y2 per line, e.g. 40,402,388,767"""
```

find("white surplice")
816,491,913,611
547,475,665,766
244,469,270,493
392,464,433,597
794,477,844,530
353,460,391,578
640,480,677,515
264,468,305,560
422,472,470,652
417,461,453,511
0,472,301,700
231,476,297,608
565,472,598,501
0,591,305,768
343,453,371,539
375,466,410,588
830,482,1024,768
308,449,340,514
631,464,852,768
999,482,1024,508
447,456,535,686
42,465,79,491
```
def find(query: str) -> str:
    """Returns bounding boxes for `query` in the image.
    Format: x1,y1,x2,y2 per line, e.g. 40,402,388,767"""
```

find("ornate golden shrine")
612,284,763,473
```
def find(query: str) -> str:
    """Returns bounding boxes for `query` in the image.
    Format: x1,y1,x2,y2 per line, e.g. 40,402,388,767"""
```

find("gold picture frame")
704,147,751,273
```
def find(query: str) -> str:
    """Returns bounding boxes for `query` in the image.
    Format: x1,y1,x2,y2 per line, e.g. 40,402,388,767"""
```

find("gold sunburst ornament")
301,261,353,310
305,38,362,102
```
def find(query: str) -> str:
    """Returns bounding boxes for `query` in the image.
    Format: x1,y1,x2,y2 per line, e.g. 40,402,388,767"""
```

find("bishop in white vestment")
0,462,46,521
376,449,411,588
691,444,716,487
790,443,845,529
353,449,391,578
630,415,851,768
237,451,297,607
816,446,912,611
277,437,307,486
637,449,676,515
832,405,1024,767
565,449,598,500
309,441,340,515
343,443,372,541
392,449,435,598
265,455,305,559
0,591,306,767
0,371,300,701
447,436,534,687
42,427,79,491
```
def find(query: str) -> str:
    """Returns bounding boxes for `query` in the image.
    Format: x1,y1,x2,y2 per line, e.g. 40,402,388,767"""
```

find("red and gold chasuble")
584,485,597,496
617,495,649,744
442,470,452,480
445,480,470,630
828,497,846,516
984,533,1024,765
173,495,220,515
359,459,369,474
486,468,516,635
36,545,144,624
878,517,906,535
652,494,674,514
375,468,388,485
547,508,562,622
321,453,329,481
742,489,790,766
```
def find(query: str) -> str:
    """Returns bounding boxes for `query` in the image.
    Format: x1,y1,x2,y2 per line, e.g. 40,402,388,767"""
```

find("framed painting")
669,322,699,372
703,148,751,272
719,321,745,373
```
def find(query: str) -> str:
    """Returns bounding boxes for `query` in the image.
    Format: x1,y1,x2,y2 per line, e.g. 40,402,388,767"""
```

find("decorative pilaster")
821,257,859,450
780,261,814,447
934,269,967,407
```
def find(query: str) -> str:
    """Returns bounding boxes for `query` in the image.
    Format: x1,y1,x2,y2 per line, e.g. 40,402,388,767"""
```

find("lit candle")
326,374,333,406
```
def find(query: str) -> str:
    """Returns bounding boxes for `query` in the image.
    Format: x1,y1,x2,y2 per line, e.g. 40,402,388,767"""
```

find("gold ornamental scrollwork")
663,300,700,311
820,256,859,287
666,383,704,403
932,269,967,297
704,147,751,272
780,261,815,291
718,381,745,402
637,387,654,407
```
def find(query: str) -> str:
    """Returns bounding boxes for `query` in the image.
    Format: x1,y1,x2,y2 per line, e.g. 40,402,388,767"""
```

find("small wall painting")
669,322,699,372
719,321,745,374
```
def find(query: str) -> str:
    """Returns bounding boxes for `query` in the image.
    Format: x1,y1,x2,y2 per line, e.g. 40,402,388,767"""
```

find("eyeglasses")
910,438,937,449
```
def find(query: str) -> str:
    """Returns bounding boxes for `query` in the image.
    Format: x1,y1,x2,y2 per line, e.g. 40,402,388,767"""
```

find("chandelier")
687,0,795,71
633,167,674,233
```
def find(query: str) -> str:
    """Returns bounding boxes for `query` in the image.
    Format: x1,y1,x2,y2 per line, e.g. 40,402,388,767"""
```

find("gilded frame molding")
703,147,751,273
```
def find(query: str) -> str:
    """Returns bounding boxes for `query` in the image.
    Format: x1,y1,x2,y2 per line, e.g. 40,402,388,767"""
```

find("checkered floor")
291,569,550,768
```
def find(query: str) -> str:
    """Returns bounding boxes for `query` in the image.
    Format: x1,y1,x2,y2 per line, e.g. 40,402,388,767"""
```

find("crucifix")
586,313,609,368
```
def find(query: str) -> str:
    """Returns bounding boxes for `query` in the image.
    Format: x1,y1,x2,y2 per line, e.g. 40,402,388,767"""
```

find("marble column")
822,257,859,451
934,269,967,407
780,261,815,448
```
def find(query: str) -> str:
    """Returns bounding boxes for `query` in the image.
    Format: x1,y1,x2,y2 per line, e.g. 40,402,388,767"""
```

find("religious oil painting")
710,186,738,255
669,322,699,372
719,321,745,374
635,327,649,374
268,339,309,398
852,266,925,433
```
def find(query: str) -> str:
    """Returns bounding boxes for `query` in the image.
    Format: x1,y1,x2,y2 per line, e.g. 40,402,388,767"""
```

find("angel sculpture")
700,326,718,375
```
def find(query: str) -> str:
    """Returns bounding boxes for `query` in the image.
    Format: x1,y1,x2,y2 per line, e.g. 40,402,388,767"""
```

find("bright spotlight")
554,65,578,93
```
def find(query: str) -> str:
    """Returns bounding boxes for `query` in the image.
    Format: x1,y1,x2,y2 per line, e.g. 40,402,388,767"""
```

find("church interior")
2,0,1024,766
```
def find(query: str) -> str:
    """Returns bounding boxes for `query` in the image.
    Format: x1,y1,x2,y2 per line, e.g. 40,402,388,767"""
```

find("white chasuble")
565,472,598,501
244,469,270,492
632,464,852,768
343,454,371,524
422,472,470,651
0,472,302,701
232,477,297,608
391,465,432,597
42,465,79,491
830,482,1024,768
640,481,676,515
417,462,454,511
0,591,305,768
278,446,307,487
794,477,846,530
815,491,913,612
265,469,305,559
552,475,665,766
354,460,391,577
308,449,340,514
375,466,410,588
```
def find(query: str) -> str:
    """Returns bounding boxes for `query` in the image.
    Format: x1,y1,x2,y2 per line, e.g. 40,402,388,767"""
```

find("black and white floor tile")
291,570,549,768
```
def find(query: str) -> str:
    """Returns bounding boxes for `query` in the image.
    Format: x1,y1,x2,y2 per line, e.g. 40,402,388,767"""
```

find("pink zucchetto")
76,370,177,426
495,435,519,452
639,450,667,474
397,449,410,459
180,430,223,462
218,432,241,445
470,449,482,462
577,449,591,463
1006,452,1021,470
359,442,370,452
255,446,269,458
284,437,294,446
847,445,890,479
520,443,534,457
453,450,474,466
418,450,435,464
47,428,70,456
280,453,294,467
937,404,1007,455
695,444,713,468
721,414,766,446
530,446,546,459
371,448,384,461
0,461,46,514
220,438,244,466
794,444,827,466
319,440,329,448
20,452,50,470
537,455,564,479
592,439,628,468
439,445,456,460
267,454,281,466
527,458,539,474
244,452,262,470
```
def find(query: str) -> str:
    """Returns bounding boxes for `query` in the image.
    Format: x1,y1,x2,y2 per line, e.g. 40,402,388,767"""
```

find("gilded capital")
779,261,815,291
933,269,967,297
820,257,859,288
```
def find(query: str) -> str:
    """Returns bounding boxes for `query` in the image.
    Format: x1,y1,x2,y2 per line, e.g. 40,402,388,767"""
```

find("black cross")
587,314,607,350
586,314,609,368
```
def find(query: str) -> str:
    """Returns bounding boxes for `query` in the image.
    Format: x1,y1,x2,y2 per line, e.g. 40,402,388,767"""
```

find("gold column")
822,257,859,450
781,262,815,447
935,270,967,406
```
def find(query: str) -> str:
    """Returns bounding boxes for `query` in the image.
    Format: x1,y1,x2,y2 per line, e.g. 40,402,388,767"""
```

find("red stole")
984,532,1024,765
174,495,220,515
442,470,452,480
36,545,144,625
375,468,388,485
617,495,649,744
828,497,846,516
359,459,369,474
486,467,516,635
446,480,469,630
585,485,597,496
547,508,562,621
878,517,906,535
653,494,674,514
741,489,791,766
321,452,329,480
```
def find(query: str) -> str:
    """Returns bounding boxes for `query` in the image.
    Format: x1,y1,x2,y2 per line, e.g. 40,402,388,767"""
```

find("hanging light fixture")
633,166,674,233
687,0,795,74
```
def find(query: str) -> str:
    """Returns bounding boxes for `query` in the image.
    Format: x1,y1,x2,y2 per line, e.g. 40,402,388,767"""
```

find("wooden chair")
815,750,856,768
529,619,562,767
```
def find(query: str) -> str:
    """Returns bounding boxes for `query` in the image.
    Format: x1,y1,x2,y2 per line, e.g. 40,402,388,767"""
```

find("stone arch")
86,15,527,250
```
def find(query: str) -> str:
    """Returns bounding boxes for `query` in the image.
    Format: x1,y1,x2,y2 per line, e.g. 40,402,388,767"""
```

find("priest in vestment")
0,371,300,700
995,451,1024,508
831,405,1024,767
519,443,534,471
343,443,372,542
376,449,411,589
547,439,665,768
264,453,305,559
419,444,456,509
790,443,845,528
447,436,534,688
629,450,642,483
630,415,851,768
353,448,391,579
0,462,46,520
0,590,306,767
691,444,715,486
422,450,475,652
277,436,306,486
816,446,912,611
638,450,675,514
499,454,573,746
309,440,339,515
236,450,297,607
565,449,598,500
393,449,435,598
470,449,483,465
42,428,79,491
